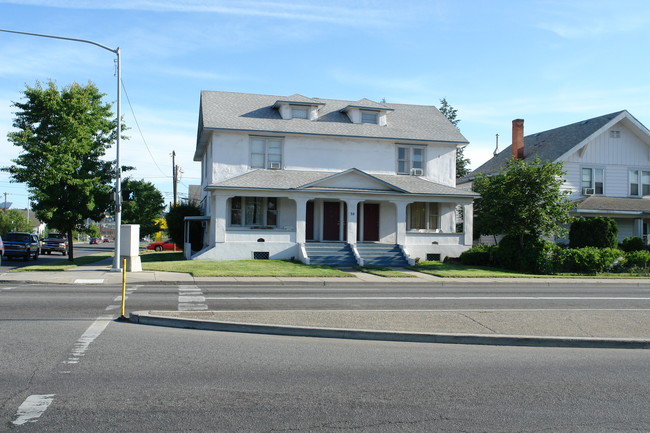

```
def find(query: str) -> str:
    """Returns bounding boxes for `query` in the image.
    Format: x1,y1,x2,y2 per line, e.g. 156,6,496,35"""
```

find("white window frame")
250,136,283,169
581,167,604,195
396,145,426,175
629,169,650,197
229,196,278,227
406,202,440,231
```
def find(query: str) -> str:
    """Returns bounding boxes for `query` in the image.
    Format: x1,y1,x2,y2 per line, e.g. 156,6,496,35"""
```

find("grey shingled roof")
467,111,627,179
195,91,468,160
208,169,477,197
574,196,650,213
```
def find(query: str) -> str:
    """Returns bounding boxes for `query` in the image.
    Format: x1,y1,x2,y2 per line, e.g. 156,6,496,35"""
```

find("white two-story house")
464,110,650,244
191,91,477,265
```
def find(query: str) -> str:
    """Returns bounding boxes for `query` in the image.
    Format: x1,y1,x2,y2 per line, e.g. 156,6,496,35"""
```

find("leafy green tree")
438,98,470,178
120,178,165,237
473,157,574,247
166,203,203,251
86,223,102,239
0,209,33,235
3,80,120,261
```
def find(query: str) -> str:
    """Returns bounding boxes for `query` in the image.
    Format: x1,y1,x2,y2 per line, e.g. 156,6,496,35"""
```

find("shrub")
494,235,558,274
556,247,623,274
166,203,203,251
625,250,650,267
459,244,495,266
569,217,618,249
621,237,646,252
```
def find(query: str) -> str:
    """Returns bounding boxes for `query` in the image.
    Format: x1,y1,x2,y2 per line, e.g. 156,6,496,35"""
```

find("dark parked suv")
3,232,40,260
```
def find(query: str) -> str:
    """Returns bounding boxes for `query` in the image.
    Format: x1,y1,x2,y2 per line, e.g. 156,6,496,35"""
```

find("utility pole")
2,192,7,210
172,151,178,207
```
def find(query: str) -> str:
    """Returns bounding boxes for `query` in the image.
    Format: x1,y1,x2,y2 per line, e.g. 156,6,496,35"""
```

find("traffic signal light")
122,189,135,201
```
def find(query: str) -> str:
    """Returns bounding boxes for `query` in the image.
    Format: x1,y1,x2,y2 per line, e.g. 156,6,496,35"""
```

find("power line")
120,79,169,179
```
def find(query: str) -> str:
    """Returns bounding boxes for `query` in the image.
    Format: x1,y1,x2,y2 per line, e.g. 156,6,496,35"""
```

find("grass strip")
354,266,416,278
14,252,114,272
140,252,353,277
410,261,541,278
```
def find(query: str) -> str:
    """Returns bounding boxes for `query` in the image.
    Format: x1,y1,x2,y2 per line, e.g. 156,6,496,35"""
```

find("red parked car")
146,240,182,252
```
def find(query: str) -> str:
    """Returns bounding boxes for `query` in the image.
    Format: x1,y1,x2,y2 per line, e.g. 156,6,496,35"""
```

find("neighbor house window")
407,202,439,231
361,111,378,124
629,169,650,196
581,167,604,194
397,146,425,175
251,137,283,169
230,197,278,227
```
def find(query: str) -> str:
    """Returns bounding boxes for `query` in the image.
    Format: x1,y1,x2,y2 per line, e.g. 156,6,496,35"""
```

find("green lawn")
14,252,113,272
140,252,353,277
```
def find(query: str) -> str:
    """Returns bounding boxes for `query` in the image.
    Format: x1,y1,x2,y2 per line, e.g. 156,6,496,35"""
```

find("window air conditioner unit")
269,162,281,170
410,168,424,176
583,187,595,196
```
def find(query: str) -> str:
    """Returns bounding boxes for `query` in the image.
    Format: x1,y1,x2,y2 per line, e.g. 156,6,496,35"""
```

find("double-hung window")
629,169,650,196
581,167,604,194
291,106,308,119
407,202,439,231
230,197,278,227
397,145,425,175
251,137,283,169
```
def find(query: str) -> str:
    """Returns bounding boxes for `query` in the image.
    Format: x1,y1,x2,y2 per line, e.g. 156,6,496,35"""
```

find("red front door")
363,203,380,241
323,202,342,241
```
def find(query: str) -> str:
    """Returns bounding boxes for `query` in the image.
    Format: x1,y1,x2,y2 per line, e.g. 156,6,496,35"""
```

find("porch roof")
207,169,478,198
573,196,650,214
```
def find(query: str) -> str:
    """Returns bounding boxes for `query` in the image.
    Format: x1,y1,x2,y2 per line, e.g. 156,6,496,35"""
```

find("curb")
128,311,650,350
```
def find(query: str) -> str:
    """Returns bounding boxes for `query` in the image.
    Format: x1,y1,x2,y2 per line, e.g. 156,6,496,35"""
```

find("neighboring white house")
190,91,477,265
463,110,650,244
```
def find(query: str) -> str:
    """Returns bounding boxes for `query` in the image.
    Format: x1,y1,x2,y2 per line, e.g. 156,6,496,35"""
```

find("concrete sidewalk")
2,259,649,348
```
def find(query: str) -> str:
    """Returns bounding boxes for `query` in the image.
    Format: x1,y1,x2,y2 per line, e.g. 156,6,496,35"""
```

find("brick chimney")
512,119,524,159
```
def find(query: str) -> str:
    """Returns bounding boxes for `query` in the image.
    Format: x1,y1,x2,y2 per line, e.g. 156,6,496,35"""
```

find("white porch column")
463,202,474,246
345,199,361,244
294,196,309,244
208,193,218,246
634,218,643,239
215,194,229,243
392,200,408,245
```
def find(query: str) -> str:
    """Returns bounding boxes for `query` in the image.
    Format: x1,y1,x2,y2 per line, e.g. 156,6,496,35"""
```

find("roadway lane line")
12,394,55,426
203,296,650,301
61,315,113,370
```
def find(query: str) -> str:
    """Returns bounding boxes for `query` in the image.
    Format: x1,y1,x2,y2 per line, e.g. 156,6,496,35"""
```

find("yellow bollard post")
121,258,127,319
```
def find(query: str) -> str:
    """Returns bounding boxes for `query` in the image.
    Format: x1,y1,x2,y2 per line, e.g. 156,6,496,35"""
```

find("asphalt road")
2,282,650,432
0,242,113,272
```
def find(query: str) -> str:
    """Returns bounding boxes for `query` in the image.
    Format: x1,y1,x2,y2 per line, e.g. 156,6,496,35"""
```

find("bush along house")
462,111,650,244
190,91,477,266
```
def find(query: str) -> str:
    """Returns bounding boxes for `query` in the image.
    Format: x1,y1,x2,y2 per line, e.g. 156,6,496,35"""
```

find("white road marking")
1,286,16,291
179,285,208,311
13,394,55,426
203,296,650,301
62,315,113,367
74,279,104,284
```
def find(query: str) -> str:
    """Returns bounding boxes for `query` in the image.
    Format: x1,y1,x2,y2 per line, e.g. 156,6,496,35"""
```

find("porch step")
304,243,357,267
356,243,408,267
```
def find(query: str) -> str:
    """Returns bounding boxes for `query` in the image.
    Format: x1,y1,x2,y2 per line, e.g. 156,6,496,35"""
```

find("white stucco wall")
207,131,458,186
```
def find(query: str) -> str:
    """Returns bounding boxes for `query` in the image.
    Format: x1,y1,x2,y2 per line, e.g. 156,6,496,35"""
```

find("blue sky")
1,0,649,210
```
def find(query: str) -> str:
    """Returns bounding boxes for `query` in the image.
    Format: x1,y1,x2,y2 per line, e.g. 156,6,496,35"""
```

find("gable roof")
466,110,650,180
207,168,478,197
195,91,468,160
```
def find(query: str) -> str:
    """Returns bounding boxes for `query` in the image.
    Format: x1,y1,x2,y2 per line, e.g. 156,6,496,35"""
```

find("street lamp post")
0,28,123,270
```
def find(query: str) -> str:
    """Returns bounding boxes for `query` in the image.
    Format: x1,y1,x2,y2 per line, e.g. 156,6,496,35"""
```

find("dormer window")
273,96,325,120
361,111,378,124
291,106,308,119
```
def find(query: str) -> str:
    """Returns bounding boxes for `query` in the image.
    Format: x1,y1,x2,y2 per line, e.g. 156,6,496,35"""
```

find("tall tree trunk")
67,230,74,261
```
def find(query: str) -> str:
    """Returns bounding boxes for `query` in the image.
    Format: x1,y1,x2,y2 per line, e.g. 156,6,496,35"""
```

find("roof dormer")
341,99,393,126
273,94,325,120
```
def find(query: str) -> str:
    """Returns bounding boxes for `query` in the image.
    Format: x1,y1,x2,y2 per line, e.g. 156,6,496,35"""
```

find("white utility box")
120,224,142,272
